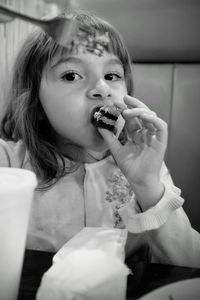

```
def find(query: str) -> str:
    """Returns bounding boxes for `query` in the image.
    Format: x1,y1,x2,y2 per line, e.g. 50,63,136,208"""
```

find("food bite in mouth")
91,104,124,134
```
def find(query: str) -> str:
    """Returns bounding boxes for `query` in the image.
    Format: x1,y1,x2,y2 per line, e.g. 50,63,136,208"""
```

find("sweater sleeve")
119,163,200,267
146,207,200,267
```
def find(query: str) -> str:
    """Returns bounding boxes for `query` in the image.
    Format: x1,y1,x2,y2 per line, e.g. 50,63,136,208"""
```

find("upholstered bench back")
132,63,200,231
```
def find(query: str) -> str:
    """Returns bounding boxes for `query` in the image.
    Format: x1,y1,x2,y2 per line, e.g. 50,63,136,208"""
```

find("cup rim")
0,167,37,193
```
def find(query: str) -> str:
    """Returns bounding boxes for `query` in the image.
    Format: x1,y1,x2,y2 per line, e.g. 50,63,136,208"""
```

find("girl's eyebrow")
51,57,84,69
107,58,123,67
51,56,123,70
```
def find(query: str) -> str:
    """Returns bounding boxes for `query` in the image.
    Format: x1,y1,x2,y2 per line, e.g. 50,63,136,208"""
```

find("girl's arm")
99,95,168,211
99,95,200,267
147,207,200,267
123,164,200,267
145,165,200,267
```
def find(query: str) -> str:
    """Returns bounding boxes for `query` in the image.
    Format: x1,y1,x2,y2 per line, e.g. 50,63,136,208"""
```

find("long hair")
0,11,134,189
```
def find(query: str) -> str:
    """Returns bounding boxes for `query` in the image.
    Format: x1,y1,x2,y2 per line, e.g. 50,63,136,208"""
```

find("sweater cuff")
118,184,184,233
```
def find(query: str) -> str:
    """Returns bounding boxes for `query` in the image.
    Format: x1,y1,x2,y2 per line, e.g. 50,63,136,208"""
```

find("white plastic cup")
0,168,37,300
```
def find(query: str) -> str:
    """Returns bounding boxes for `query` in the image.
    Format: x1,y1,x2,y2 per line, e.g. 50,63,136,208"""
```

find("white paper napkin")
53,227,128,263
36,227,131,300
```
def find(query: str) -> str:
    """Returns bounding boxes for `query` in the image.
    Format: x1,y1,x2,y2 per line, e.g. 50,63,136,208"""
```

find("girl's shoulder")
0,138,28,168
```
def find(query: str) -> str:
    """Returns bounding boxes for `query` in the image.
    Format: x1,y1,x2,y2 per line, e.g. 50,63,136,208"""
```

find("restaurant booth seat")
131,63,200,233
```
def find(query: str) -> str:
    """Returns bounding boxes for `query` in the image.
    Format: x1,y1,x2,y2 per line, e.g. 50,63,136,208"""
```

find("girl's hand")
99,95,168,210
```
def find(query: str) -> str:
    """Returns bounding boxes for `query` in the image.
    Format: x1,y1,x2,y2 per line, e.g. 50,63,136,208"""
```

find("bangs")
36,32,72,70
35,13,132,84
72,13,132,76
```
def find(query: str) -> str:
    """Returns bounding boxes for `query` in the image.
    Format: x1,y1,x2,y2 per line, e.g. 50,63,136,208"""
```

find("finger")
123,108,156,133
125,116,143,134
98,128,122,158
140,114,168,145
145,122,157,134
122,108,156,120
124,95,150,110
146,128,157,146
134,117,143,130
133,128,147,146
124,108,165,132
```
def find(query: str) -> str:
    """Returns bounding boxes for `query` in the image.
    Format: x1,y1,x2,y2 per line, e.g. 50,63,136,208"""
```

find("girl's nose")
87,79,111,101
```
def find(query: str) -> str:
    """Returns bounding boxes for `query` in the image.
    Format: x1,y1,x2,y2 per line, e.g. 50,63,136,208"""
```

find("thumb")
98,128,122,158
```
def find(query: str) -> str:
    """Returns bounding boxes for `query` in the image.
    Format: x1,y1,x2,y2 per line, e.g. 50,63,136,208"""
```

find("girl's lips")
90,102,127,124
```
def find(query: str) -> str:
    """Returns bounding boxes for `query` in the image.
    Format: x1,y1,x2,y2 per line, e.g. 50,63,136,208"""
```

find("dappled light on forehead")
47,28,110,62
64,27,111,57
45,31,111,70
70,31,110,56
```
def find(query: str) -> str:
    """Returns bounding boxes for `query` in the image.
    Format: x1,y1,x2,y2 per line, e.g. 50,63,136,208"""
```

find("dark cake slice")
91,104,123,133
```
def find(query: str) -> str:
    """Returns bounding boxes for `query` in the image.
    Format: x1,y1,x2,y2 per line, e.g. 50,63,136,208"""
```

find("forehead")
45,28,124,69
48,48,123,71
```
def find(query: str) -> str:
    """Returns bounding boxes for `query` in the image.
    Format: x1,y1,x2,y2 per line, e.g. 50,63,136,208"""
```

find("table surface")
17,249,200,300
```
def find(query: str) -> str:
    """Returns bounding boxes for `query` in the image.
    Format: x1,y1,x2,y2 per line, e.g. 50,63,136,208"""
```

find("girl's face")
39,49,127,154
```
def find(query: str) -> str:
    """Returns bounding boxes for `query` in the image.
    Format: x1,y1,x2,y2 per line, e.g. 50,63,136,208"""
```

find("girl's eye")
61,71,82,82
104,73,122,81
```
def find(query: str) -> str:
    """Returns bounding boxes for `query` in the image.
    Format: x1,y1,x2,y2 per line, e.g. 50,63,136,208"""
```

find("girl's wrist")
132,180,165,211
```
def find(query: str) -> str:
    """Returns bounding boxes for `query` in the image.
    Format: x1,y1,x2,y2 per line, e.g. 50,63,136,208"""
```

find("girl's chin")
89,131,108,151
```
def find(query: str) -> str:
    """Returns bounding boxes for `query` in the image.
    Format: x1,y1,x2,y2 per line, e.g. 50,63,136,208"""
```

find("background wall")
0,0,200,231
73,0,200,63
132,63,200,232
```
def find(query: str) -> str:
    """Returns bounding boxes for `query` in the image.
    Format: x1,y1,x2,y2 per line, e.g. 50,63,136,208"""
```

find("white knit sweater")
0,139,200,267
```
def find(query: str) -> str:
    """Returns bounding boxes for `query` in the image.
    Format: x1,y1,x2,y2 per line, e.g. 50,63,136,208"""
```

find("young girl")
0,11,199,267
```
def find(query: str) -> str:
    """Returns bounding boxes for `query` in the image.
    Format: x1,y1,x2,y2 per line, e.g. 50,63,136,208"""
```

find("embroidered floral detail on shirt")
106,169,134,228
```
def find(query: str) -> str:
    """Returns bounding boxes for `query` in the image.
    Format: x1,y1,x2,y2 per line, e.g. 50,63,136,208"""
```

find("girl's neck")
84,149,110,163
57,140,109,163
